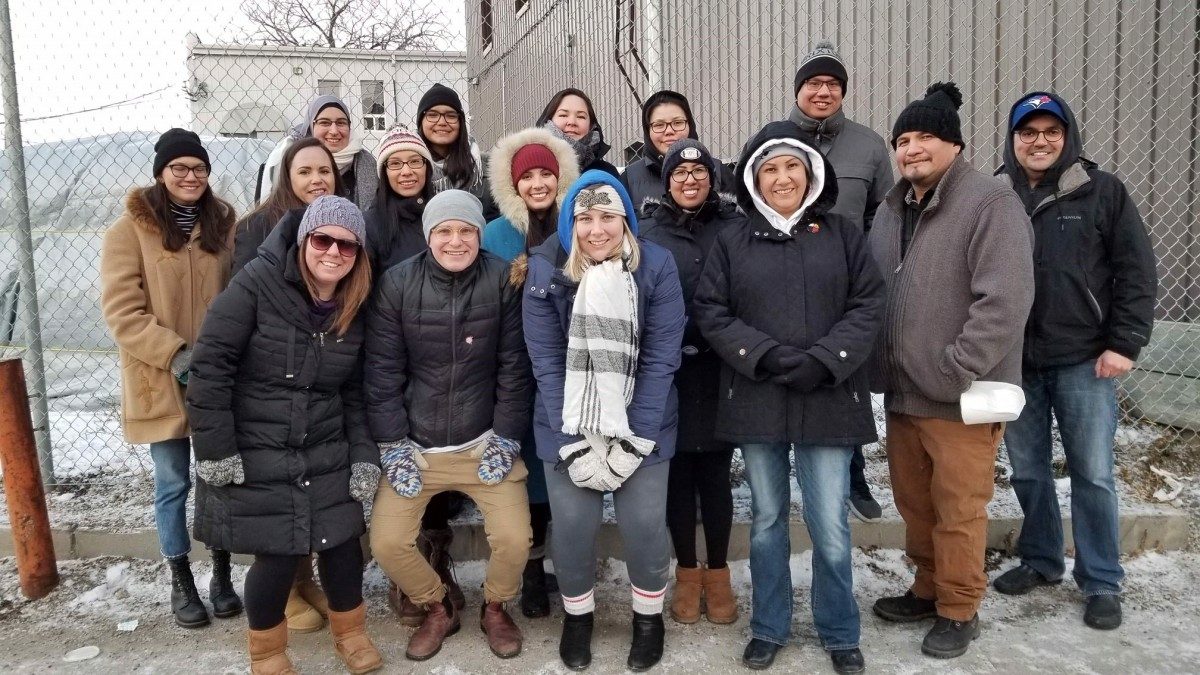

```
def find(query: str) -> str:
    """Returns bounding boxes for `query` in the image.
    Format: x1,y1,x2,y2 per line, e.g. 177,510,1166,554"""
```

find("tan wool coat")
100,189,235,444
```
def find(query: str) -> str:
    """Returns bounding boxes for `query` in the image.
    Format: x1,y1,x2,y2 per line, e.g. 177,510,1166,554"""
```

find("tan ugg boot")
670,565,702,624
285,584,325,633
701,565,738,624
328,602,383,673
248,620,297,675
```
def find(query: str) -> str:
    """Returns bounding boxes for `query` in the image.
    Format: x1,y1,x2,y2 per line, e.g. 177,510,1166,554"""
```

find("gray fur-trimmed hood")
486,127,580,235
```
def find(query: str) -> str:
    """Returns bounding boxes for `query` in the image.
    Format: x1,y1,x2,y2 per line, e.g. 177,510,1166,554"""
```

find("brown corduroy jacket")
100,189,235,444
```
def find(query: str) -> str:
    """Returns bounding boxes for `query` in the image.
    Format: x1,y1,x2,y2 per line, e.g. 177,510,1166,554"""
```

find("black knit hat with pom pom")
891,82,964,148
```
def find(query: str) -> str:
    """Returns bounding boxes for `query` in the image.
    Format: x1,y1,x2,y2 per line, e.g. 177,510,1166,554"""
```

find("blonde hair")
563,218,641,282
297,244,373,336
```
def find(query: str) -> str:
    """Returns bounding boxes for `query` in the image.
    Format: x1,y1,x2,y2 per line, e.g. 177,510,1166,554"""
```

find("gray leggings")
544,459,671,596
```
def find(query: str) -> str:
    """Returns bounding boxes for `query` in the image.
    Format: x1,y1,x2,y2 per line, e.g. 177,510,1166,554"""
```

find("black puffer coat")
187,214,376,556
364,250,531,447
364,196,429,273
693,121,885,446
640,192,747,452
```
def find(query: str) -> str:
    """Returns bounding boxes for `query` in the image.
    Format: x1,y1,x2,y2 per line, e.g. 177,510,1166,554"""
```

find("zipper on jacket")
447,276,459,445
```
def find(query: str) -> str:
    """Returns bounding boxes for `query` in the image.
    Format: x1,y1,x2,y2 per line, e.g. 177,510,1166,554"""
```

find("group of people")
99,38,1157,675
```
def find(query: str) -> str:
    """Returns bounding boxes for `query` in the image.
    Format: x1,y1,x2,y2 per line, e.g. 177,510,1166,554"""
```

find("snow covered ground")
1,549,1197,673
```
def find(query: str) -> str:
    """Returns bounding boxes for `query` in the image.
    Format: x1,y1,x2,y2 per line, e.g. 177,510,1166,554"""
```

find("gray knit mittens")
349,462,381,504
473,435,521,485
196,454,245,487
379,439,428,498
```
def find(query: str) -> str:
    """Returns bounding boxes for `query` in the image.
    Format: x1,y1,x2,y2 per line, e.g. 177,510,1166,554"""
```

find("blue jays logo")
1023,95,1053,110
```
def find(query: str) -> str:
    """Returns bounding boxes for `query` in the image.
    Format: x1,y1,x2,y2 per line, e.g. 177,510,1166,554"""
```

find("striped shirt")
170,200,200,238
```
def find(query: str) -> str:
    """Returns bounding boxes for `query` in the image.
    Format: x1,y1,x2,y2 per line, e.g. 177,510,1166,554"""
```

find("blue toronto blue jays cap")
1010,93,1067,130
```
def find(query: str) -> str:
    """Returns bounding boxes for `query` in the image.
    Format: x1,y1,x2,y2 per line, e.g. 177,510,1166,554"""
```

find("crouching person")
524,171,686,671
187,195,383,674
365,189,534,661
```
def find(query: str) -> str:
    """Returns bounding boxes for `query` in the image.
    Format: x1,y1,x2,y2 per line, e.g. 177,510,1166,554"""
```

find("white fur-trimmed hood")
486,127,580,235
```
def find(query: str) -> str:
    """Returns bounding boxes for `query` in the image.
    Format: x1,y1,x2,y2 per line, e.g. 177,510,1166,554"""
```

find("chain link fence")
0,0,1196,485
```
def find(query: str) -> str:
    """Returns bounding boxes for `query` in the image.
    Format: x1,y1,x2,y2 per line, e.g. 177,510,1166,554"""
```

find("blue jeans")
1004,359,1124,596
742,443,859,650
150,437,193,560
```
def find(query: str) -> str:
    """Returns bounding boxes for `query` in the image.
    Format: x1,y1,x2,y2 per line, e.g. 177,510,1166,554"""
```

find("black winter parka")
640,193,747,453
363,250,531,447
187,214,376,556
693,122,885,446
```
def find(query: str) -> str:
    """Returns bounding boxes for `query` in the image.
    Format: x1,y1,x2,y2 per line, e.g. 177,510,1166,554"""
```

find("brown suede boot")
480,601,523,659
328,602,383,674
701,565,738,624
387,580,428,627
248,621,297,675
426,528,466,610
295,556,330,618
670,565,703,624
405,592,460,661
284,584,324,633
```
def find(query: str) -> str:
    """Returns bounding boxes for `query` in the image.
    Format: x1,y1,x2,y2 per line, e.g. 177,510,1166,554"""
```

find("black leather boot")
167,556,210,628
208,549,243,618
559,611,594,671
627,611,665,672
520,557,551,618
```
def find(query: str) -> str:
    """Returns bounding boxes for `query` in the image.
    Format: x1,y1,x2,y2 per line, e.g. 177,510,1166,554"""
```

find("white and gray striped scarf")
561,257,640,442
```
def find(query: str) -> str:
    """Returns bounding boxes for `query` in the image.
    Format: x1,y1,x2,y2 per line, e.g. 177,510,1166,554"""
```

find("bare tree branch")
236,0,453,51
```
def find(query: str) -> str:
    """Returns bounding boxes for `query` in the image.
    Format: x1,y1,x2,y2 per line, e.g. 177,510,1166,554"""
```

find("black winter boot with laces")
208,549,243,618
167,556,210,628
921,614,981,658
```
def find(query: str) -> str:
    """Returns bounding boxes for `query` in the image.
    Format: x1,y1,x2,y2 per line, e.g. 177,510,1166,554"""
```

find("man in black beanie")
786,39,894,525
867,82,1036,660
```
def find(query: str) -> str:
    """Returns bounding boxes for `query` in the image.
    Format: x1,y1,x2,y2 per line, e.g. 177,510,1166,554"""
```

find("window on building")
481,0,494,52
515,0,529,15
317,79,341,98
360,80,385,131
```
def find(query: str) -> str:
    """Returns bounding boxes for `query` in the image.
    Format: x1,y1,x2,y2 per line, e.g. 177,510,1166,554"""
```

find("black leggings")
244,537,364,630
665,447,735,569
530,501,552,557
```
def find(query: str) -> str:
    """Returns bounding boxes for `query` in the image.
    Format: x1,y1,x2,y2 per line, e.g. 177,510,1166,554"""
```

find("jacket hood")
736,121,838,228
640,90,699,167
123,189,159,232
487,127,581,234
556,169,639,254
1001,91,1083,185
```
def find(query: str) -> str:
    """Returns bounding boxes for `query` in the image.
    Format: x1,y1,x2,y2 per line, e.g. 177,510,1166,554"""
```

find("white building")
186,34,467,147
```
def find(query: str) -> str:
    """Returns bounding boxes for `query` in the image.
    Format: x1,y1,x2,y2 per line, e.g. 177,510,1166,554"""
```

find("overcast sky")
4,0,466,143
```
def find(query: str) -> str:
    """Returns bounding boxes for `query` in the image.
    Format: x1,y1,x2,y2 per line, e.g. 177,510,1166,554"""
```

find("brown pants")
886,413,1004,621
369,449,532,605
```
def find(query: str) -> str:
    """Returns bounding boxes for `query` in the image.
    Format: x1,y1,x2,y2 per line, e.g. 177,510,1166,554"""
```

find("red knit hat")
510,143,559,186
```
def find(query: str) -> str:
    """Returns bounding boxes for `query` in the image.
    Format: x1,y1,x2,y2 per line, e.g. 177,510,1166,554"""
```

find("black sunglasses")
307,232,361,257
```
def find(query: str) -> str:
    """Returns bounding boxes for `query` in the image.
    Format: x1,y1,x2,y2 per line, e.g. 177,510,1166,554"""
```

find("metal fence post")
0,0,54,484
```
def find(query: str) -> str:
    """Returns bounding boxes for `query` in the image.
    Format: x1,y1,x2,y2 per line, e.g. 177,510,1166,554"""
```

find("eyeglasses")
430,225,479,241
802,78,843,94
313,118,351,130
307,232,361,257
649,118,689,134
167,163,209,178
1016,127,1065,144
423,110,461,124
386,157,427,171
670,166,710,183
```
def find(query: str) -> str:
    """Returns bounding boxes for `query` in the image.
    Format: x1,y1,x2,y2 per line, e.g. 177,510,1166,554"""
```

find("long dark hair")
141,180,235,254
241,138,343,231
536,88,598,130
418,111,477,188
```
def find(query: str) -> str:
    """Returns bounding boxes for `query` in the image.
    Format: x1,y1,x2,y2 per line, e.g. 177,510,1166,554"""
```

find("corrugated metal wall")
467,0,1200,319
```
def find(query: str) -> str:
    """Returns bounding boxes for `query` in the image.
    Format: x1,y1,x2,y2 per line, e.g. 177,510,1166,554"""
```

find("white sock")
562,588,595,615
631,584,666,615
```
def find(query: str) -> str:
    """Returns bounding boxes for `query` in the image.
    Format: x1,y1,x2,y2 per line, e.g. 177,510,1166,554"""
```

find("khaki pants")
886,413,1003,621
369,449,532,605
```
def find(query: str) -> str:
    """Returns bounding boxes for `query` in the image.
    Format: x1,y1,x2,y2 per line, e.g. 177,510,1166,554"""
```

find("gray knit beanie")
421,189,486,241
297,195,366,246
752,142,811,178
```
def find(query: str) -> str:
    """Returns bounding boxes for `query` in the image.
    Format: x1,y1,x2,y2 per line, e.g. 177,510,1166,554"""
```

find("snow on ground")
1,549,1198,673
